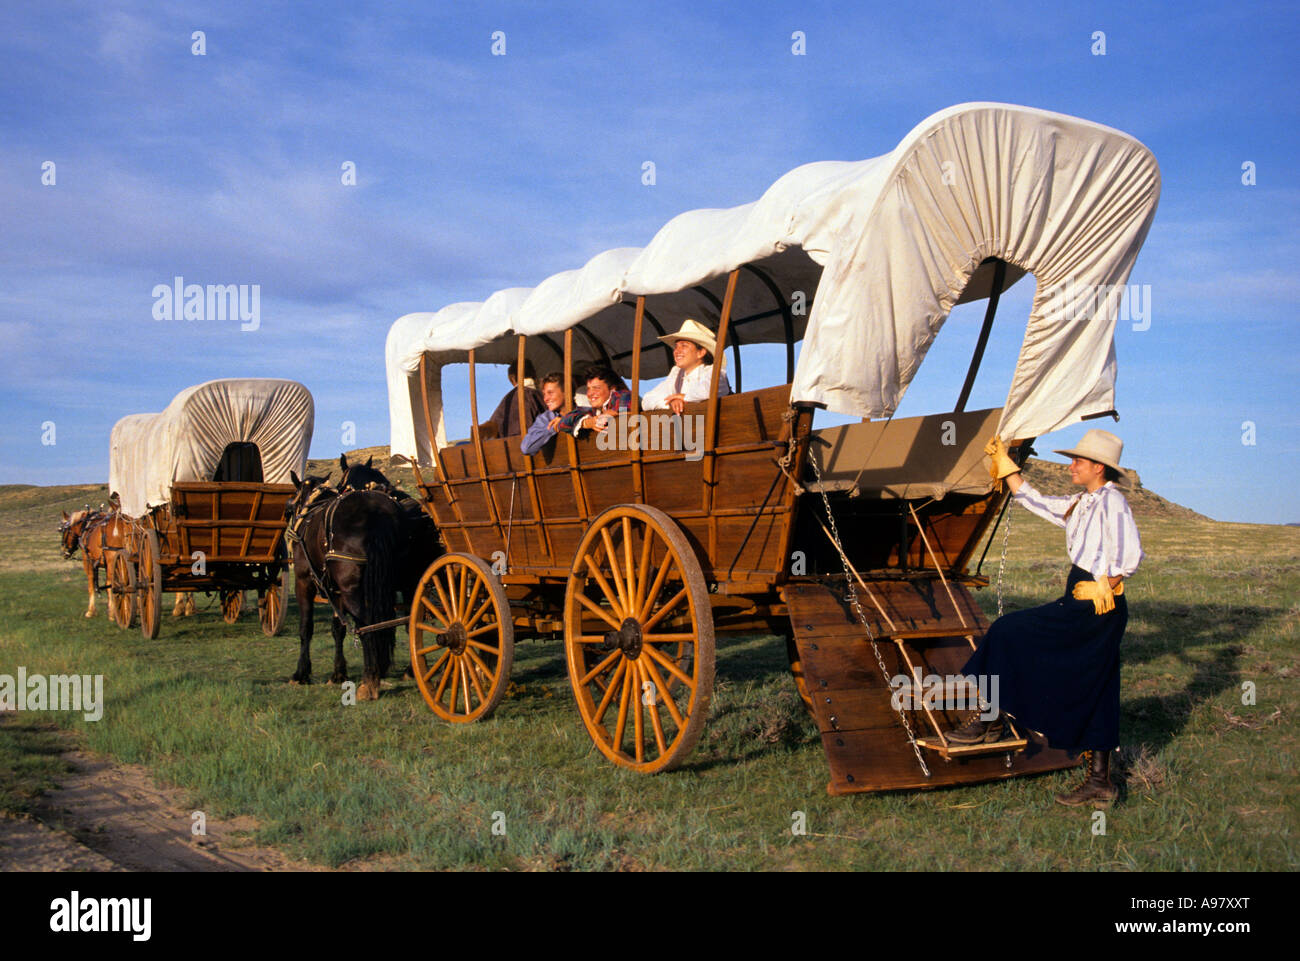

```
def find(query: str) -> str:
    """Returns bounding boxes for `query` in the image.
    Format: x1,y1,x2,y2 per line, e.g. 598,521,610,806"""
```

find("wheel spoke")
432,575,455,624
459,659,473,714
631,660,645,764
576,591,622,631
622,517,634,612
422,649,450,683
463,654,487,703
414,643,442,656
637,553,677,622
466,622,501,639
646,681,669,756
445,568,461,620
582,556,625,620
420,595,450,626
613,661,633,756
642,642,694,690
640,655,685,729
600,527,631,617
463,595,493,632
457,565,468,625
465,647,496,687
434,651,455,703
641,632,697,643
642,587,688,633
592,658,627,726
466,638,501,655
581,648,623,687
633,524,654,621
574,634,611,644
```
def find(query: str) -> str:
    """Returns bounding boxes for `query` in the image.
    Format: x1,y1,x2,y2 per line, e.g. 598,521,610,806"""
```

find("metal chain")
995,495,1014,618
807,446,930,778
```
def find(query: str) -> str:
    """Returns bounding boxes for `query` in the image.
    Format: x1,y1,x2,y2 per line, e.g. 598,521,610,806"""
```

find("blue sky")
1,1,1296,523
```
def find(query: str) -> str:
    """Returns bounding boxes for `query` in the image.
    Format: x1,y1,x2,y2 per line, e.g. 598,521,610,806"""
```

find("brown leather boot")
946,710,1005,745
1054,749,1118,806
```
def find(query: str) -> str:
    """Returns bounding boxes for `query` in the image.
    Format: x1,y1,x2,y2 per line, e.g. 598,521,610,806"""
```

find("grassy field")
2,480,1296,870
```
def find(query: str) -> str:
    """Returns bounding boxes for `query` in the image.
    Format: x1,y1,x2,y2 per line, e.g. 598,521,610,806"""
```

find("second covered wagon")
107,378,315,639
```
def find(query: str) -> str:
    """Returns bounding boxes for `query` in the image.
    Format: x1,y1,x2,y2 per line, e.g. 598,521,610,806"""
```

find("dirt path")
0,747,317,872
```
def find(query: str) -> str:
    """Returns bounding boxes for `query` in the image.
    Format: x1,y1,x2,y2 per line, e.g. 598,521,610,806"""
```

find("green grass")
2,484,1296,869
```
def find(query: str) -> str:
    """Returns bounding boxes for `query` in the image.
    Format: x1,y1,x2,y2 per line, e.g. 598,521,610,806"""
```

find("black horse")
284,473,404,700
337,453,443,610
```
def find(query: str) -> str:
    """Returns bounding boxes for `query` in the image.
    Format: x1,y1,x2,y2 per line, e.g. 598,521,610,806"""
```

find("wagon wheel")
220,589,244,624
409,553,514,723
258,570,288,637
564,504,715,774
108,551,136,629
785,634,815,713
137,529,163,640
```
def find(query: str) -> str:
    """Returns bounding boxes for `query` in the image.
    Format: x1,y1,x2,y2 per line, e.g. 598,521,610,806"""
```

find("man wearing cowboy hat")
641,318,731,415
949,428,1143,807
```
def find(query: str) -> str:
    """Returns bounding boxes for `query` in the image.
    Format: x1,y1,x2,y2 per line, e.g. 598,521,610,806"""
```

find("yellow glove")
1072,579,1124,615
984,436,1020,490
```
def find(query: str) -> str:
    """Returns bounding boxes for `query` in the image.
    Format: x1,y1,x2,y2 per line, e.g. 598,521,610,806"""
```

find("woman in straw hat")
949,429,1143,807
640,318,731,415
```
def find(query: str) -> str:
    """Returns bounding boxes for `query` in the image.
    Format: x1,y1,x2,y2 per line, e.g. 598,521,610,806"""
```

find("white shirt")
641,363,731,410
1014,480,1144,580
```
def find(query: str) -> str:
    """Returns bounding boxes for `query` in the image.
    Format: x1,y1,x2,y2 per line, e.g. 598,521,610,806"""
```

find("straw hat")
659,319,718,359
1054,429,1126,478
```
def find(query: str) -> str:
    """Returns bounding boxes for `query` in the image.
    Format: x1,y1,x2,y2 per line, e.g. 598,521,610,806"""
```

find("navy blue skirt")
962,565,1125,754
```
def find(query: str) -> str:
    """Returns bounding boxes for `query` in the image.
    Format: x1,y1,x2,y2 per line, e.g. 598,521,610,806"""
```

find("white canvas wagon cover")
387,102,1160,465
109,379,315,517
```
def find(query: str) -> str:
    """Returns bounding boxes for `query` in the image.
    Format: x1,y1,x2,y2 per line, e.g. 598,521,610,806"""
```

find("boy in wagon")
640,318,731,414
559,366,631,438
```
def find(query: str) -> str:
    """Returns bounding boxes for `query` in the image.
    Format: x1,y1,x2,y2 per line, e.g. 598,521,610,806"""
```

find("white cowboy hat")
1054,428,1127,478
658,318,718,359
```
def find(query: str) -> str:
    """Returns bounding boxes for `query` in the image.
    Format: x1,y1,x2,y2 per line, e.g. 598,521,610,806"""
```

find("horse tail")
363,513,398,677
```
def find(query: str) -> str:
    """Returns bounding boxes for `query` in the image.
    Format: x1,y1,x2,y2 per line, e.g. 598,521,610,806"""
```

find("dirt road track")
0,747,315,872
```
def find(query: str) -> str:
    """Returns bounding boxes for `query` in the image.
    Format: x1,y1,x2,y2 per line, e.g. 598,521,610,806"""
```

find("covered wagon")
385,102,1159,793
108,378,315,639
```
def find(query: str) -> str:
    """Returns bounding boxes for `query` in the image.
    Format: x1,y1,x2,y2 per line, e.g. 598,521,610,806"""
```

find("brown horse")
60,508,128,618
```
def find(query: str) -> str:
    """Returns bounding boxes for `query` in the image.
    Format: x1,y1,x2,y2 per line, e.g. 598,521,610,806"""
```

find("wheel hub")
437,621,468,654
614,617,643,659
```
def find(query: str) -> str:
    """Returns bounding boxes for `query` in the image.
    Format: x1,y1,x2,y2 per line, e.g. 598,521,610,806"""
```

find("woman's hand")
667,393,686,415
985,436,1023,492
1072,579,1123,614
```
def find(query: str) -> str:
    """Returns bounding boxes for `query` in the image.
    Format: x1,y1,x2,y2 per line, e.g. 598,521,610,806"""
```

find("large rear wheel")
564,504,715,774
409,553,514,723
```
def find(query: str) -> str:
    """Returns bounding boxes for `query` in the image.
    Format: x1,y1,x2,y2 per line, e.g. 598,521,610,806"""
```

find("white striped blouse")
1013,480,1144,580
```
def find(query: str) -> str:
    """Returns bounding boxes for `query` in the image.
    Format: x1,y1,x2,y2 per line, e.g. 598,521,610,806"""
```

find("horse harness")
284,485,405,638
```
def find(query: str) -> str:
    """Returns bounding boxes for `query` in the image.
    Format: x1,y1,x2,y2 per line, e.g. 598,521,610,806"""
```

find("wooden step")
783,579,1079,795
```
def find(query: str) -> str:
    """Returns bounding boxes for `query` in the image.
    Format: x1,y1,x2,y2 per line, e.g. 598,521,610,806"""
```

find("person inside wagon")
640,318,731,415
558,366,631,437
482,359,545,439
520,372,567,455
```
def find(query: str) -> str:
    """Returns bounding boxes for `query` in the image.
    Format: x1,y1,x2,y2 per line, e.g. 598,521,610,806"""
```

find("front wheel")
259,570,288,637
564,504,715,774
409,554,514,723
108,551,136,629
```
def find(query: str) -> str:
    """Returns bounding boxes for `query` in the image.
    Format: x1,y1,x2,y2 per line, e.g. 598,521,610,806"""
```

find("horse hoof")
84,611,94,618
357,681,379,701
289,678,309,686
